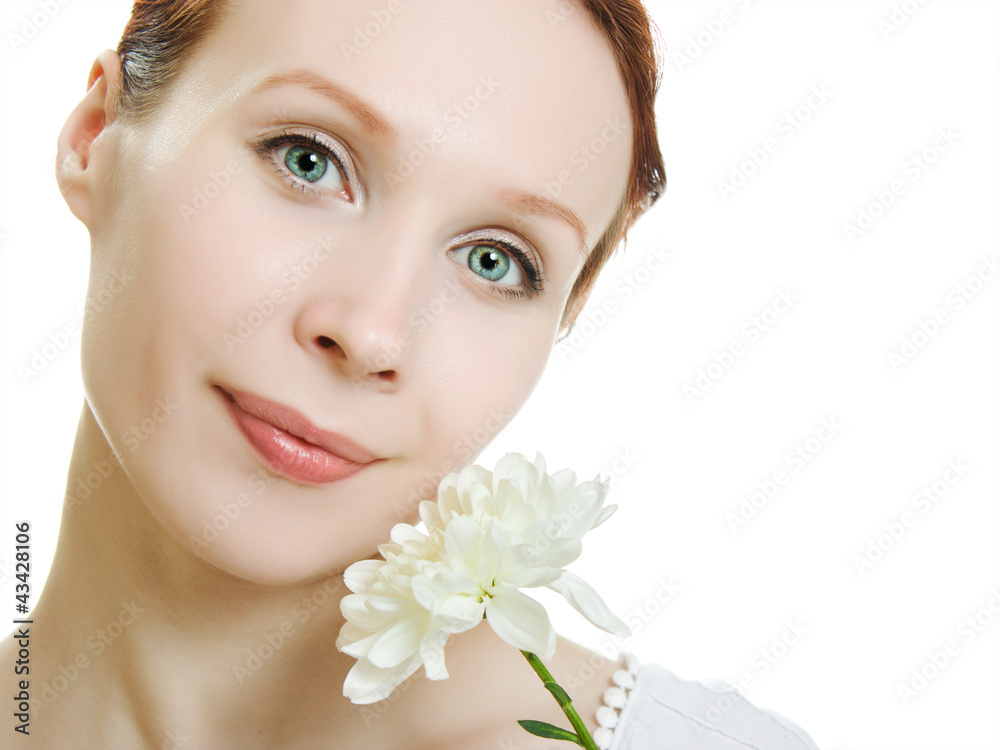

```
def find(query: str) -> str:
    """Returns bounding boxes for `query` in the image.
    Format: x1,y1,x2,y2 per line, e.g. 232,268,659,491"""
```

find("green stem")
520,650,600,750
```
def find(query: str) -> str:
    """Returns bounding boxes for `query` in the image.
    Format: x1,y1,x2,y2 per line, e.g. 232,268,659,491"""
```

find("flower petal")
343,654,423,704
337,627,383,660
494,451,530,480
500,502,537,535
390,522,427,545
537,538,584,568
335,622,378,657
592,502,618,529
548,467,577,496
547,570,630,638
411,574,484,628
343,560,385,594
340,593,397,631
498,561,561,589
441,516,497,579
485,587,556,659
366,615,427,669
419,627,452,681
418,498,447,535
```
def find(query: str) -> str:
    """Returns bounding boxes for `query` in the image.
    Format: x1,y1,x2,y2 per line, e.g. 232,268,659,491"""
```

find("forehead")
148,0,631,252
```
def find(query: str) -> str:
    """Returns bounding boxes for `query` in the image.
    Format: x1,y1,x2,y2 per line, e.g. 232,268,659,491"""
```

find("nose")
292,227,434,391
293,296,409,391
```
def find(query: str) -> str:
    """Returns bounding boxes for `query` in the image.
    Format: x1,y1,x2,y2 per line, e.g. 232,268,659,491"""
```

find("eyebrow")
500,190,590,259
251,69,397,146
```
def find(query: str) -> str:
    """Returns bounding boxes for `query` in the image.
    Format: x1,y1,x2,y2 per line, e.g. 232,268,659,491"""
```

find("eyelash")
251,130,544,299
252,129,352,200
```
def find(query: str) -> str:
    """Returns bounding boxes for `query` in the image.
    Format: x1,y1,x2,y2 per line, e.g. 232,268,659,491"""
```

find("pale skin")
3,1,634,747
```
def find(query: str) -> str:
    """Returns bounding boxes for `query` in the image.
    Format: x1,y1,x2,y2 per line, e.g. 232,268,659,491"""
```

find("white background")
1,1,998,748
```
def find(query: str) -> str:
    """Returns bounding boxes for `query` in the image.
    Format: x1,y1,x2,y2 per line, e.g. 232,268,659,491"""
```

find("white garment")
592,653,820,749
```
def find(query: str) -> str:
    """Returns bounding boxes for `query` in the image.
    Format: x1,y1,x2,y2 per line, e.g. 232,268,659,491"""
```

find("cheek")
81,147,254,426
416,297,555,464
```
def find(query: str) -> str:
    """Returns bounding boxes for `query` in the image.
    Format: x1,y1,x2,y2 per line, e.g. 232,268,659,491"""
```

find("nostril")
311,336,397,384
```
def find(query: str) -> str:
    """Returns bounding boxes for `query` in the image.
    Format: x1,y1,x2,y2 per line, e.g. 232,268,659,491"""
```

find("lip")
214,384,382,485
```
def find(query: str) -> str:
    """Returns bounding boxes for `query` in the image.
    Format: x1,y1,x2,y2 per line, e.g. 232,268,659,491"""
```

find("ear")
55,49,124,229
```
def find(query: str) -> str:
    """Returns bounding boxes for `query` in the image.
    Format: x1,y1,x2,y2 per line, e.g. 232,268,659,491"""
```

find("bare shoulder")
419,629,625,750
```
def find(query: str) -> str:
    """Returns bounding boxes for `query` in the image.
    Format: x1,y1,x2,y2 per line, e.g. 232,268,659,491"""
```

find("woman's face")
73,0,631,584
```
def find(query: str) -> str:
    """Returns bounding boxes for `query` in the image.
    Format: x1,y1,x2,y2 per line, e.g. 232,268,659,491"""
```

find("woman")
3,0,818,747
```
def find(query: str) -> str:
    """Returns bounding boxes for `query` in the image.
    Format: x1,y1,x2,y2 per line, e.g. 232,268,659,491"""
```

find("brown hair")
114,0,666,338
558,1,666,338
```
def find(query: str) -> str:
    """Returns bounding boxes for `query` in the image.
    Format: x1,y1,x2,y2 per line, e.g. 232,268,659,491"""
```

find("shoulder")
415,631,626,750
604,654,821,750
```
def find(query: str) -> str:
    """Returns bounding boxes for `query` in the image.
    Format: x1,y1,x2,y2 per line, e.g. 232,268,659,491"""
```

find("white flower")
336,452,629,705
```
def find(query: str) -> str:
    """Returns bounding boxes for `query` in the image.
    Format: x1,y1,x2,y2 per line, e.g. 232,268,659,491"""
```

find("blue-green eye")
273,141,346,194
468,245,519,283
451,243,524,288
255,131,352,199
283,144,329,183
449,239,543,300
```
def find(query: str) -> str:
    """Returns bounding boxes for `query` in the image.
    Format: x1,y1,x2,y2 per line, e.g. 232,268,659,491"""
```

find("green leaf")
517,719,584,745
543,680,572,707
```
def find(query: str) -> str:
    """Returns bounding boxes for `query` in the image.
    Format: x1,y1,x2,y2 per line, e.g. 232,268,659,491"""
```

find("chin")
166,506,350,588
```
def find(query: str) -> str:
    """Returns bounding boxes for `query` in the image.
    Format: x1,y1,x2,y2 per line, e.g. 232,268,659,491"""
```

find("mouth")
214,384,382,486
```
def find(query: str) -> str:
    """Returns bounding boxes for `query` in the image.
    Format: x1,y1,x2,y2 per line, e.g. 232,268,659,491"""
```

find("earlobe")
55,49,124,228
